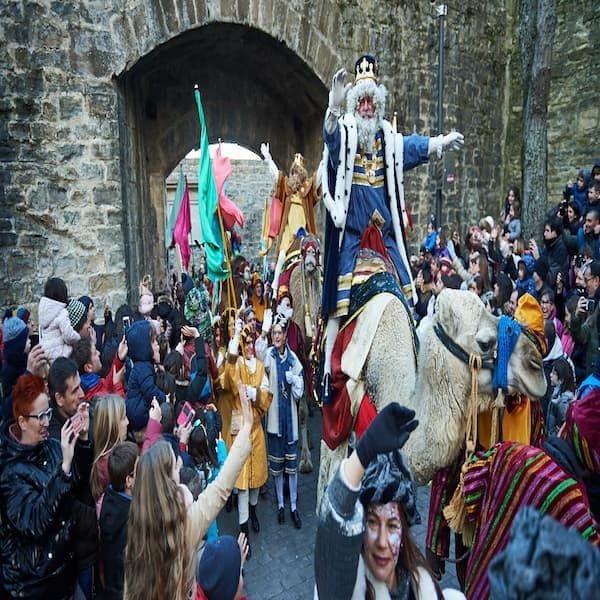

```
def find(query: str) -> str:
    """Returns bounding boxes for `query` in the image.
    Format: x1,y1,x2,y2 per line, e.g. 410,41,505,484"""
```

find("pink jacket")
38,296,80,362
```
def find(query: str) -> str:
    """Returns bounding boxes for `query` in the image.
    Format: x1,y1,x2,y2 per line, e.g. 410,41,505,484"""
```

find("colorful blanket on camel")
462,441,599,600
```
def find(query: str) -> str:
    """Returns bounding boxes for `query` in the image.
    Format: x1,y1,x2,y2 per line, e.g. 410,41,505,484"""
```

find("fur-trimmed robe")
321,114,430,313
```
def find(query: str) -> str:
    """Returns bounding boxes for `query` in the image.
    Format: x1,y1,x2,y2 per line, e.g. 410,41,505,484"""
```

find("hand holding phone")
177,401,195,427
123,316,131,332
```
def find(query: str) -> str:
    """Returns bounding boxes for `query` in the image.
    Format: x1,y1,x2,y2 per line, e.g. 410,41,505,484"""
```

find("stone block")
19,232,47,249
59,94,84,120
8,122,30,142
87,91,117,119
0,231,18,247
88,271,125,297
94,186,120,207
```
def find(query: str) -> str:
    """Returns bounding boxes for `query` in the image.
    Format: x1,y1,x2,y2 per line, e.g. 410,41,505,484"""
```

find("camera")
122,316,131,332
587,299,596,314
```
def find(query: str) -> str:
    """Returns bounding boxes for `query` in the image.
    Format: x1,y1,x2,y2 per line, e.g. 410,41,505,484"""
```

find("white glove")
328,68,351,117
446,239,457,260
428,131,465,159
442,131,464,152
246,386,257,402
260,142,272,163
260,142,278,179
234,318,243,338
262,308,273,335
285,370,294,384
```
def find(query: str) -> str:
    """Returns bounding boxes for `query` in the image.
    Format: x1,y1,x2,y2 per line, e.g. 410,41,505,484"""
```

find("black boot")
249,504,260,533
240,521,251,560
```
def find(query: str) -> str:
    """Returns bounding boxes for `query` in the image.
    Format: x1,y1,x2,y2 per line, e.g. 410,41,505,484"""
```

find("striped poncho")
463,441,599,599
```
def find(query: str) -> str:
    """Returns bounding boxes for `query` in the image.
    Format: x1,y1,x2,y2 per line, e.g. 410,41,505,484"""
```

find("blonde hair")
124,441,194,600
91,394,126,500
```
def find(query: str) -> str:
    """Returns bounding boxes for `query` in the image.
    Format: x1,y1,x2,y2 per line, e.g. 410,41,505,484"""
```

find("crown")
292,153,305,170
354,54,379,85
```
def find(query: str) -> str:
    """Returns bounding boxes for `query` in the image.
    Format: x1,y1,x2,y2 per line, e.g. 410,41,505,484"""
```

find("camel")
317,288,547,504
287,235,322,473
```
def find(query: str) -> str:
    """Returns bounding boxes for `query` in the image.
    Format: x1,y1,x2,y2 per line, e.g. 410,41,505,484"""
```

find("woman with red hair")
0,374,83,599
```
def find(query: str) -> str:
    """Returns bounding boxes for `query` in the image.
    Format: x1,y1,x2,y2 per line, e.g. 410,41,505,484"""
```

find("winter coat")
38,296,80,362
539,236,570,288
546,387,574,436
98,486,131,600
125,320,166,431
0,422,78,599
314,463,464,600
47,407,97,572
0,331,29,421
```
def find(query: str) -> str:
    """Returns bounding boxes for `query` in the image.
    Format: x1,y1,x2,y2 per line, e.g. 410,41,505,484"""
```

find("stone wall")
1,0,597,315
504,0,600,231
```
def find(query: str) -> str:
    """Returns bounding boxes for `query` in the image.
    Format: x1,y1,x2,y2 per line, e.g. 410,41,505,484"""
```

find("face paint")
363,502,403,589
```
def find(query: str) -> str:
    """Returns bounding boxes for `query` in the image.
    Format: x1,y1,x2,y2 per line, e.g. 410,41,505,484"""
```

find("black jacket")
48,407,97,572
0,422,78,599
98,486,131,600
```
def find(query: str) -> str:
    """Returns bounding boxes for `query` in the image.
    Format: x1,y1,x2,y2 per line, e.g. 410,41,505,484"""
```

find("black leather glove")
356,403,418,468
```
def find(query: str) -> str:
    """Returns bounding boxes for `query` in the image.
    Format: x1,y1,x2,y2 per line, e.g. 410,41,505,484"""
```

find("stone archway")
117,22,328,297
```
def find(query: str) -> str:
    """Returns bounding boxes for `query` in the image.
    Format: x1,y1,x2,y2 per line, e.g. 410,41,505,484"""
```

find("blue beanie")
197,535,241,600
3,317,27,344
78,295,93,311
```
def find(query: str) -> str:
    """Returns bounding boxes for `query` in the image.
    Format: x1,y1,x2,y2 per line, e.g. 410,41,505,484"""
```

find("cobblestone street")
217,409,461,599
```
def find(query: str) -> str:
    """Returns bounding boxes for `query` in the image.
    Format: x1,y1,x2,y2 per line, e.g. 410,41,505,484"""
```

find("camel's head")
434,289,546,401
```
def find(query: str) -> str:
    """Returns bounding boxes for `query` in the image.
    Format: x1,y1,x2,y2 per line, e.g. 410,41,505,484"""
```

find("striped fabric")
463,442,599,599
426,456,462,559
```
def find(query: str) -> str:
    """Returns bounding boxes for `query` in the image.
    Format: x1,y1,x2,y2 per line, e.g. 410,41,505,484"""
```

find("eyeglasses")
23,407,53,425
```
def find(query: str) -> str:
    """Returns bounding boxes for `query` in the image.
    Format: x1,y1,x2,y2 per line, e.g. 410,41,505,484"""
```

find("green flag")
166,167,185,248
194,87,230,282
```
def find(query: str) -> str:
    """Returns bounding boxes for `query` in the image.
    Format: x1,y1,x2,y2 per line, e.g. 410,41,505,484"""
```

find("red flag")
212,146,245,230
172,176,192,270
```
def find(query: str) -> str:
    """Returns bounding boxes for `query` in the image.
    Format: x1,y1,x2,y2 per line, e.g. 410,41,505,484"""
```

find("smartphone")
123,316,131,332
177,402,195,427
69,411,84,435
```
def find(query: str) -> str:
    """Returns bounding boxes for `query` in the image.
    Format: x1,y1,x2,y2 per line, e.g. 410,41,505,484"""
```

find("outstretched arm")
260,142,279,180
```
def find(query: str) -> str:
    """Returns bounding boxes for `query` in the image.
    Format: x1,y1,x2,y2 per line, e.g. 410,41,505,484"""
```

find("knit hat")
533,259,548,281
488,507,600,599
2,316,28,344
66,299,87,330
181,273,194,296
514,293,547,356
562,388,600,473
518,253,535,277
360,450,421,527
78,295,93,311
197,535,241,600
16,307,31,324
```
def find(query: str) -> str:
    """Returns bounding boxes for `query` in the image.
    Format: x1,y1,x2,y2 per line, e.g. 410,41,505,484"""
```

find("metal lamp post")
433,2,447,227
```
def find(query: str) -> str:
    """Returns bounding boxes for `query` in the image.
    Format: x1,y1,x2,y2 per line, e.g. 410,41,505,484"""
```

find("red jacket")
81,353,126,401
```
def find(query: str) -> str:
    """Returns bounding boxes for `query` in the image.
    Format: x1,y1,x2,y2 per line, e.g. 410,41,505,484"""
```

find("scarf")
270,345,295,443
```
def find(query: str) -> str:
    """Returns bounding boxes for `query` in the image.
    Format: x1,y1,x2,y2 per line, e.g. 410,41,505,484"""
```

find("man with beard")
260,146,321,259
320,55,464,401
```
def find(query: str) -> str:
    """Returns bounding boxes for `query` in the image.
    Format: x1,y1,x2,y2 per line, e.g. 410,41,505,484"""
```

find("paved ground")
217,409,461,598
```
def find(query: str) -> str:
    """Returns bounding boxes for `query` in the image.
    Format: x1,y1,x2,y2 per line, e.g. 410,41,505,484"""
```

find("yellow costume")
223,352,272,490
215,346,236,452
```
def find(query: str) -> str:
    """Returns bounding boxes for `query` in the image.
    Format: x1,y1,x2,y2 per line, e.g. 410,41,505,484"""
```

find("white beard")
356,115,380,155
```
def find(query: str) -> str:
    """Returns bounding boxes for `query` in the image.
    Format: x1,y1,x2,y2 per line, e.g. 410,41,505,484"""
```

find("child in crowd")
72,335,127,401
188,419,227,542
546,357,576,436
516,254,536,296
98,441,138,600
125,320,166,433
38,276,80,362
197,534,248,600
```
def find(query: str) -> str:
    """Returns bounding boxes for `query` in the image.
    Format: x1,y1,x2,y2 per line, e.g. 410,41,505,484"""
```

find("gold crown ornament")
354,54,379,85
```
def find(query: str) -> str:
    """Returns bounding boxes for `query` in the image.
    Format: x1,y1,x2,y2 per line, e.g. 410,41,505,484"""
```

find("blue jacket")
125,321,166,431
